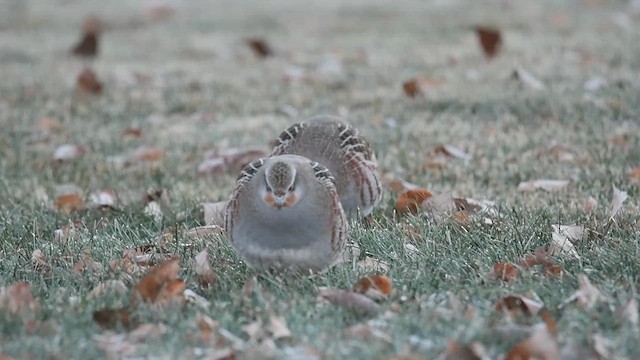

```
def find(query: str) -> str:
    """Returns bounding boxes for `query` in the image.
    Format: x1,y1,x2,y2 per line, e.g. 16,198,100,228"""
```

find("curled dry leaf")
609,185,628,220
318,289,381,316
268,315,292,340
517,179,569,192
433,144,471,161
443,341,490,360
495,295,544,318
194,249,216,288
402,79,422,97
566,274,604,311
246,38,272,57
53,144,87,162
492,262,519,282
90,189,117,209
353,274,393,301
548,227,581,260
133,257,184,306
203,201,227,226
512,67,546,91
55,193,86,214
76,68,103,94
93,308,135,330
475,26,502,58
396,188,433,214
0,282,39,316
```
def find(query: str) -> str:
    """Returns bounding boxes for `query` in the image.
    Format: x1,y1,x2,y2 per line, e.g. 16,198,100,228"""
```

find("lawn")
1,0,639,358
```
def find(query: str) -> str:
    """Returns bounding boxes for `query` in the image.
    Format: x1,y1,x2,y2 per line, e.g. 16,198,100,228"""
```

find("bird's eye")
288,184,295,192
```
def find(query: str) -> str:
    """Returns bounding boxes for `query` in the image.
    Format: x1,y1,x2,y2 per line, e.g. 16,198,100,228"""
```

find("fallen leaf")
122,128,143,138
0,282,39,315
592,333,611,360
422,193,457,223
475,27,502,58
496,295,544,318
196,313,218,334
386,176,420,193
403,79,422,97
31,249,50,273
433,144,471,160
395,188,433,214
443,341,489,360
71,25,99,57
628,167,640,183
183,289,210,310
318,289,381,316
548,231,580,260
353,274,393,301
133,257,184,305
246,38,272,57
517,179,569,192
144,201,163,223
242,320,264,340
88,280,128,300
197,157,226,175
93,308,135,330
73,250,102,273
512,67,546,91
492,262,519,282
203,201,227,226
561,274,604,311
194,250,216,288
505,322,559,360
55,193,86,214
609,185,628,220
185,225,224,242
345,324,392,344
268,315,292,340
130,146,164,162
53,144,87,162
90,189,117,209
583,196,598,212
76,68,103,94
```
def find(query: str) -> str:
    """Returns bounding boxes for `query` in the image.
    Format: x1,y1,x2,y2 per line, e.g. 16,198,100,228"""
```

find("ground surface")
1,0,639,358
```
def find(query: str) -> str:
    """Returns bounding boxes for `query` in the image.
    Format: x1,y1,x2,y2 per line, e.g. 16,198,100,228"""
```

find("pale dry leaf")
183,289,210,310
609,185,628,220
434,144,471,160
318,288,381,316
268,315,292,340
94,333,137,356
88,280,128,300
552,225,588,242
196,313,218,334
128,323,168,342
185,225,224,242
548,231,580,260
512,67,546,91
592,334,611,360
518,179,570,192
422,193,456,223
90,190,117,209
197,158,226,175
242,320,264,340
345,324,392,344
31,249,50,272
144,201,163,223
386,176,420,193
203,201,228,226
194,249,216,288
583,196,598,212
563,274,604,311
53,144,87,162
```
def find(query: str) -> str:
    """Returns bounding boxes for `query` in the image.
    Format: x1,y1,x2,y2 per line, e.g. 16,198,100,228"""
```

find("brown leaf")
386,176,419,193
71,33,98,57
53,144,87,162
628,167,640,183
318,289,381,316
443,341,488,360
517,179,569,192
505,322,559,360
196,313,218,334
475,27,502,58
133,257,183,305
73,250,102,273
246,38,272,57
433,144,471,160
353,274,393,300
0,282,39,315
130,146,164,162
93,308,135,330
395,188,433,214
55,193,85,214
492,262,519,282
122,128,143,138
403,79,422,97
194,250,216,288
76,68,103,94
31,249,51,273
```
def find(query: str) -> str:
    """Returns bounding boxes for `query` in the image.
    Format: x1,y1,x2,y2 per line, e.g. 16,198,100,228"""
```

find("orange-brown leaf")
93,308,135,330
395,188,433,214
402,79,422,97
353,274,393,299
76,68,103,94
495,295,543,318
246,38,272,57
628,167,640,183
55,193,86,214
134,257,182,304
492,262,519,282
